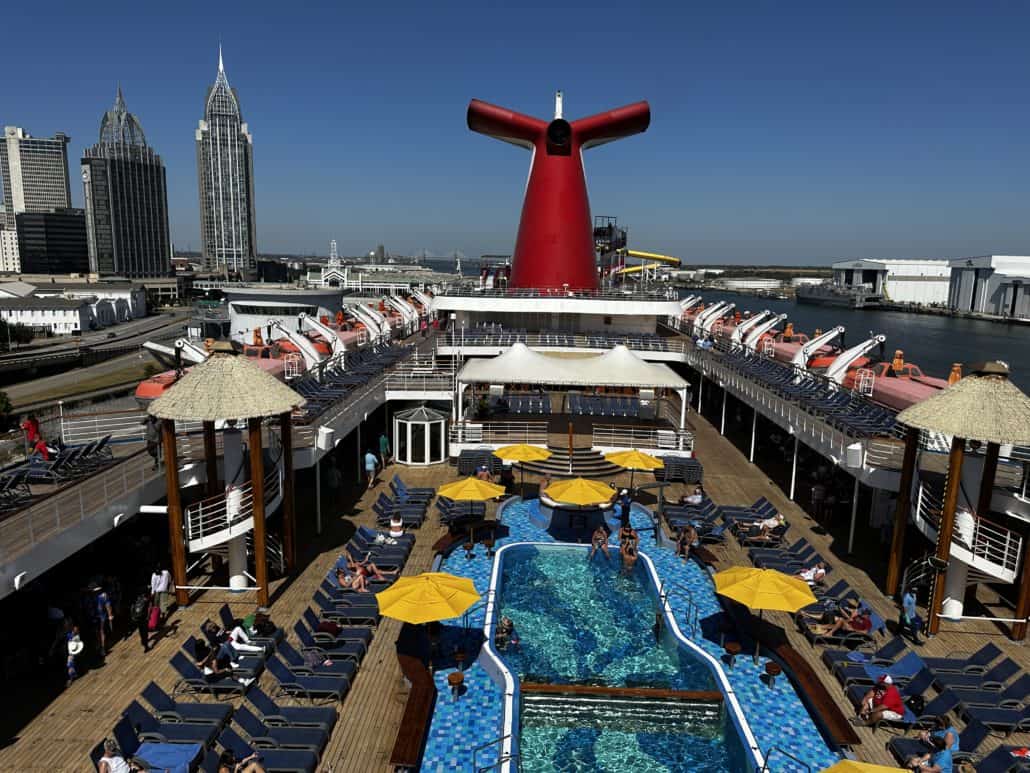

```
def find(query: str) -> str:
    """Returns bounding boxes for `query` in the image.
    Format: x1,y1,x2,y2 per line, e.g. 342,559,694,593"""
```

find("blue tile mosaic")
419,498,841,772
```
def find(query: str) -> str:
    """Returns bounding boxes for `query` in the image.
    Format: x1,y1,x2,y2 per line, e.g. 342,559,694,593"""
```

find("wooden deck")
3,407,1030,771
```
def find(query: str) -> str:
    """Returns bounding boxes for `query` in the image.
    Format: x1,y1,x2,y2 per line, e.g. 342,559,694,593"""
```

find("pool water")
496,544,745,772
497,544,714,690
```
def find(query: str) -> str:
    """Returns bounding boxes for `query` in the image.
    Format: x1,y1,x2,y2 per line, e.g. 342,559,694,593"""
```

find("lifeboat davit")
842,350,952,411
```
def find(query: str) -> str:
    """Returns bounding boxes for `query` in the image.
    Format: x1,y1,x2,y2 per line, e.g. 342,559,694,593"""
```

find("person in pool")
589,525,610,561
495,616,521,651
620,541,638,574
676,524,698,560
619,524,639,552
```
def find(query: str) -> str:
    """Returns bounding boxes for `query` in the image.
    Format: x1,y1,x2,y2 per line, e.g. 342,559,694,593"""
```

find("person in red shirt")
20,414,40,454
809,604,873,638
857,674,905,725
31,437,51,462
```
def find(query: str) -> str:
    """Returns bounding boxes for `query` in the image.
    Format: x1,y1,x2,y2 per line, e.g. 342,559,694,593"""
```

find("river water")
684,290,1030,389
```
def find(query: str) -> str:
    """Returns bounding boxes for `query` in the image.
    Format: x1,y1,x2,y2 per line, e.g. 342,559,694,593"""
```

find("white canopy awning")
457,343,690,390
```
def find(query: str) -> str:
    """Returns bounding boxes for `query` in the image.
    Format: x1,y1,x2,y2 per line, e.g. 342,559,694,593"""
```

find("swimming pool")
489,542,754,772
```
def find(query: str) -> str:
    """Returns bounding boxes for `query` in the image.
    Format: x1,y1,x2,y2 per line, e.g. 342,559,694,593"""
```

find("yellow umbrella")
604,448,664,489
376,572,481,624
494,444,553,495
713,567,817,662
819,762,906,773
544,477,616,507
437,476,506,501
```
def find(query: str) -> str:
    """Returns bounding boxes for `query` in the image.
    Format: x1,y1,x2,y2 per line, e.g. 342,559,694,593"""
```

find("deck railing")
449,421,549,446
592,424,694,453
185,465,283,548
436,285,678,302
439,330,687,354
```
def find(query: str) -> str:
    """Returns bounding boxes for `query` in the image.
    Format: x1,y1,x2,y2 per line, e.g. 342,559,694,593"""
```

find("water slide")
613,249,681,276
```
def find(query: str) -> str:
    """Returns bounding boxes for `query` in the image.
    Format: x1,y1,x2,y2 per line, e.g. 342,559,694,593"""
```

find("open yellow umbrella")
494,444,552,495
819,762,906,773
544,477,616,507
713,567,817,661
437,476,506,501
604,449,664,489
376,572,481,624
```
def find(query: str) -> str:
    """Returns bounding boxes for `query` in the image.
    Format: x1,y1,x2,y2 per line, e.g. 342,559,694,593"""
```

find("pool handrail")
483,540,767,773
761,746,813,772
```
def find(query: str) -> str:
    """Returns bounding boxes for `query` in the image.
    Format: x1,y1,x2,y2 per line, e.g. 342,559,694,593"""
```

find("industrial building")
831,258,951,305
948,255,1030,319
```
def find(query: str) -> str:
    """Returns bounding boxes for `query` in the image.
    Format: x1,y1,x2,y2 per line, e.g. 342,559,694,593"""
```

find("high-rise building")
195,47,257,276
0,126,72,230
81,88,172,278
0,228,19,273
15,208,88,274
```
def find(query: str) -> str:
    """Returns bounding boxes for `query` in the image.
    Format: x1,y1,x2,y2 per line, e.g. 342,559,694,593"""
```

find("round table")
764,660,782,688
724,641,741,669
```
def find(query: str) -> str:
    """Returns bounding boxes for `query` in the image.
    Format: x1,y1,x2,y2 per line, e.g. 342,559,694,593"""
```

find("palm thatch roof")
896,361,1030,445
148,353,306,422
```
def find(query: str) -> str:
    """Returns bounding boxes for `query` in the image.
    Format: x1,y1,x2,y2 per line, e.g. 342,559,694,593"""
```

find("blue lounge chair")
248,685,338,732
933,658,1020,692
123,699,219,746
216,726,318,773
833,650,924,687
278,640,357,681
233,705,328,753
920,642,1002,675
267,656,349,701
312,591,380,625
300,608,373,646
292,621,365,663
102,716,202,773
970,745,1030,773
170,651,248,698
141,681,231,727
887,719,988,766
821,636,906,672
952,674,1030,708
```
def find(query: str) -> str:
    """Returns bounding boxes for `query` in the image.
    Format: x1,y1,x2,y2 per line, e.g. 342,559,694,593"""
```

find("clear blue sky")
3,0,1029,265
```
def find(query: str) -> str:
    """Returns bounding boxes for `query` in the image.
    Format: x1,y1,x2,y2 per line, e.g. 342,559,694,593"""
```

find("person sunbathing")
589,525,610,561
348,555,398,582
336,567,368,593
796,562,827,585
680,486,704,506
809,605,872,637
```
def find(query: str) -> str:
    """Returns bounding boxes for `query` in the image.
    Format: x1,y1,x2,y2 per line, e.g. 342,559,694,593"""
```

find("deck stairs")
183,459,284,553
519,444,622,478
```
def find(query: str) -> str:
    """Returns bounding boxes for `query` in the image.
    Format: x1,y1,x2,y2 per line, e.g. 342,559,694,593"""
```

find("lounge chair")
844,669,936,728
968,745,1030,773
311,592,381,627
278,640,357,681
183,634,263,677
357,524,414,547
122,699,219,746
233,705,328,753
832,650,924,687
951,674,1030,708
821,636,906,672
100,716,203,772
300,608,373,646
248,685,338,732
887,718,989,767
267,656,350,701
217,604,284,646
141,681,232,727
919,642,1003,675
292,622,365,663
933,658,1021,692
170,651,247,698
216,726,318,773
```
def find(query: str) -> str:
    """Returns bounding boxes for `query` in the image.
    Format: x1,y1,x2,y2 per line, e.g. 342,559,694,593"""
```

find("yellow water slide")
613,249,682,275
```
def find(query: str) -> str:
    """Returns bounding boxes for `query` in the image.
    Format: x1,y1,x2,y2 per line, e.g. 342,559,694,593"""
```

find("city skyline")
2,3,1029,265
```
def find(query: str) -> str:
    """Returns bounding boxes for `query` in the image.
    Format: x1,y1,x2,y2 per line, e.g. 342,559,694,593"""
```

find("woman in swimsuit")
589,525,610,561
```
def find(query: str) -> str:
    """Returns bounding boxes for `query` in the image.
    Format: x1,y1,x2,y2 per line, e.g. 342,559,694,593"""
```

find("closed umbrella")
604,449,664,489
376,572,481,625
713,567,817,662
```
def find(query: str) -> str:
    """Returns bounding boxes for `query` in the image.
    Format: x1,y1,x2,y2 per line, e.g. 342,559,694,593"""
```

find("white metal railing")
592,424,694,453
185,466,282,546
449,421,549,446
440,330,687,354
60,407,204,446
436,285,678,302
914,479,1023,579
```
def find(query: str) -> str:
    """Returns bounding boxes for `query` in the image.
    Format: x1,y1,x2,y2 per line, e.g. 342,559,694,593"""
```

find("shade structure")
819,761,906,773
896,361,1030,445
493,444,553,463
437,476,506,501
375,573,480,624
148,353,306,422
544,477,616,507
604,448,664,488
713,567,816,613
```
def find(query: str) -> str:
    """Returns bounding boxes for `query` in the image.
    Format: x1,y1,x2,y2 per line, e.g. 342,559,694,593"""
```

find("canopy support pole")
678,388,687,431
976,442,1000,519
720,389,727,435
886,426,920,596
161,419,189,608
749,409,757,463
1012,541,1030,640
280,411,296,573
249,417,269,607
847,475,860,554
697,374,704,413
789,435,799,501
315,458,322,536
927,436,966,636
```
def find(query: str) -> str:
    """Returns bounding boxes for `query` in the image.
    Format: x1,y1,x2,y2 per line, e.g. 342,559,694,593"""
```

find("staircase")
520,444,622,478
184,464,284,553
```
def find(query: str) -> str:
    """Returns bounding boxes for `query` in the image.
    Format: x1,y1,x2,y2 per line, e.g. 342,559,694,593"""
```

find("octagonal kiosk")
393,405,448,466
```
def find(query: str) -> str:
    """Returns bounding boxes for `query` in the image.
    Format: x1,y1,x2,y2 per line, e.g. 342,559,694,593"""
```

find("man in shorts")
857,674,905,725
364,449,379,490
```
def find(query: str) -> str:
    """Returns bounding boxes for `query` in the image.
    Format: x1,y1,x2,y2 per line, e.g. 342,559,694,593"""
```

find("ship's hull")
795,291,881,309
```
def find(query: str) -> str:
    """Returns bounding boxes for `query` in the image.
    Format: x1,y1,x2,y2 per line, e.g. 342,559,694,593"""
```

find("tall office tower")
81,88,172,277
195,47,257,276
0,126,72,230
0,228,19,273
15,208,88,274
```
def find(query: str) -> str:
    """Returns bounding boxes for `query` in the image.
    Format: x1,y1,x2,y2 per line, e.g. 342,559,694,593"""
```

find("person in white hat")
856,673,904,725
66,625,84,687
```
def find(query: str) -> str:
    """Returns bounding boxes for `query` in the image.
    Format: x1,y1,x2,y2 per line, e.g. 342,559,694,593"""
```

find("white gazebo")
393,405,448,465
456,343,691,429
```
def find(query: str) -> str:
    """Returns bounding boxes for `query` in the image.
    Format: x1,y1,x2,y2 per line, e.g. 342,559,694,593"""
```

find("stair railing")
472,734,518,773
759,746,812,772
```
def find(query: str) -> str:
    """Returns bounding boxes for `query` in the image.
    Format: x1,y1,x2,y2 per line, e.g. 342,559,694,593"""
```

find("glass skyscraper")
81,88,172,277
195,48,257,276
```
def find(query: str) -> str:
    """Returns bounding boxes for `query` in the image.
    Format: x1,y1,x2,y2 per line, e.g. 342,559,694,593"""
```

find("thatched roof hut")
148,353,306,422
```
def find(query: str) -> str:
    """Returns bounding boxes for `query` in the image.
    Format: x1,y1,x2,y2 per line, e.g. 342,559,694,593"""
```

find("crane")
679,295,702,312
743,313,787,351
825,334,886,385
692,301,731,334
730,310,772,345
385,296,419,335
267,319,324,373
298,313,346,359
142,338,209,368
790,326,845,369
699,303,735,335
347,303,391,341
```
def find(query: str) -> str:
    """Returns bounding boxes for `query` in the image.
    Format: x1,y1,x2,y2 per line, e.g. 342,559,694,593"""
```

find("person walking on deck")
365,449,379,489
900,586,923,645
142,415,161,469
91,582,114,659
151,565,172,617
130,590,152,653
379,432,391,467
